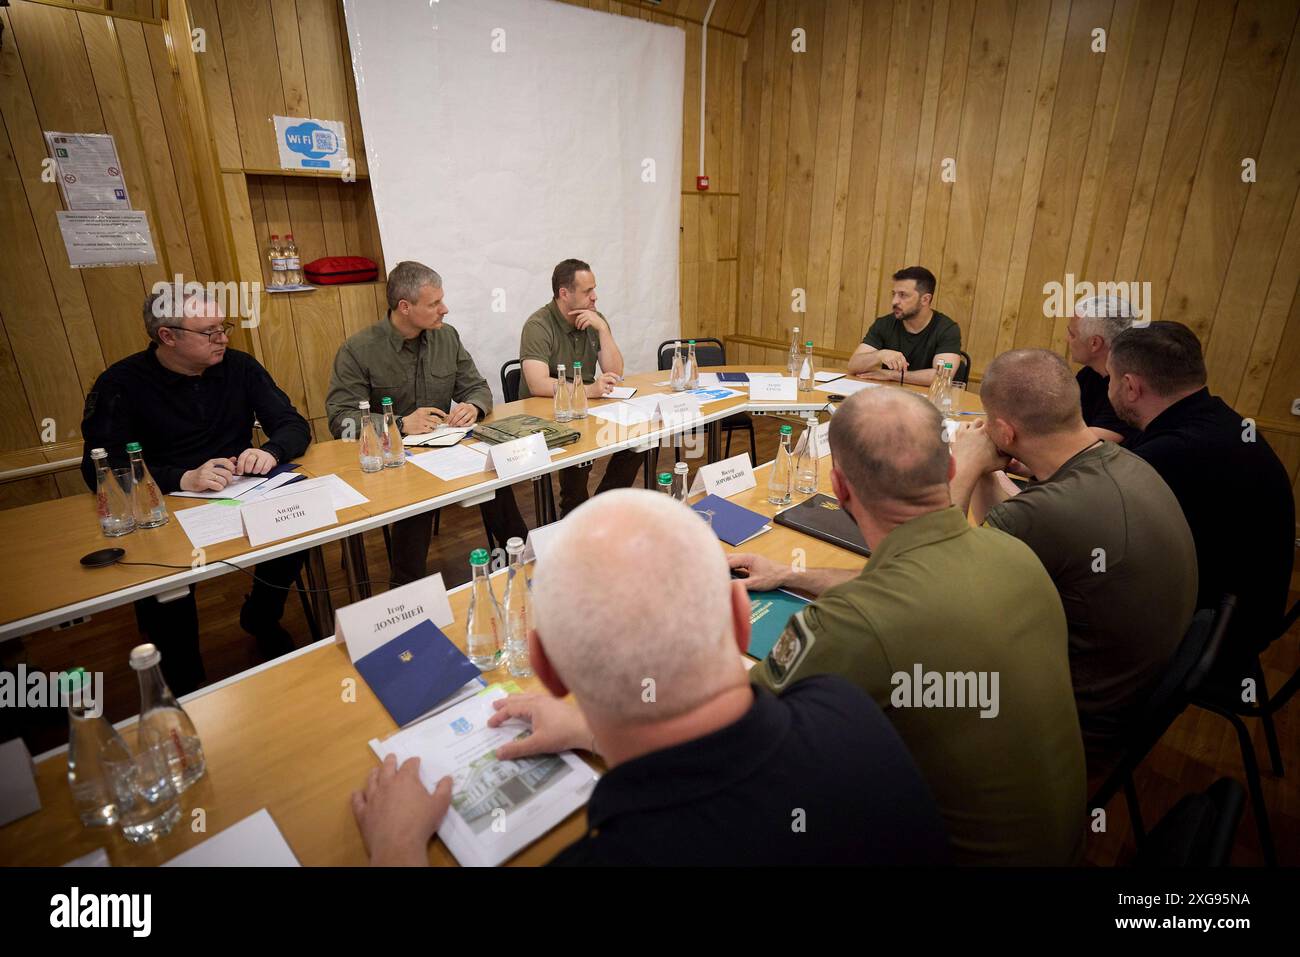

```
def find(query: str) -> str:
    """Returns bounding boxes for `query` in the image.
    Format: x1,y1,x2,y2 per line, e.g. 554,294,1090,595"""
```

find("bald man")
351,490,948,866
949,349,1197,779
729,389,1087,866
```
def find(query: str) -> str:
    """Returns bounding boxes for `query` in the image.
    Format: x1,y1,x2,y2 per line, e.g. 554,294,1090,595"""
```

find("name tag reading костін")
240,484,337,547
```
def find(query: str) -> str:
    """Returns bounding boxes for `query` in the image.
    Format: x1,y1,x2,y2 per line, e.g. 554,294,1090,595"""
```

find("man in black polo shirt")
1108,322,1295,679
351,490,948,866
80,289,312,693
846,265,962,386
1066,294,1139,444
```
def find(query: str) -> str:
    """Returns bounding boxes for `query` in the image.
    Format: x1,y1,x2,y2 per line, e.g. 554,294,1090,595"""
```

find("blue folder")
354,619,482,727
716,372,750,383
692,494,769,547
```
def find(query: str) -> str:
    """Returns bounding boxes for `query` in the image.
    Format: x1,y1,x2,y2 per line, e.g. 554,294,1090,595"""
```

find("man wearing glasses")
79,288,312,694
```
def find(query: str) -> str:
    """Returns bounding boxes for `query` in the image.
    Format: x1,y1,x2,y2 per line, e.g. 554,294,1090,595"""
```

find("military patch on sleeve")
765,608,816,689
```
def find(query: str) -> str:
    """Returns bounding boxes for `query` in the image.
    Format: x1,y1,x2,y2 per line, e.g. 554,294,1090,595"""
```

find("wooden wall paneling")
0,118,84,446
736,0,771,340
802,0,850,353
220,0,287,170
819,0,863,352
829,0,892,353
916,0,973,311
259,176,293,265
1133,0,1235,325
0,475,60,511
340,180,363,258
758,0,797,347
1161,0,1299,341
143,23,216,281
290,288,346,419
350,181,384,273
1207,15,1300,400
1239,186,1300,417
935,0,1013,361
992,0,1070,360
187,0,243,170
317,180,347,257
117,20,196,281
6,1,102,133
222,171,267,356
1010,0,1113,352
1260,271,1300,423
283,176,328,268
682,191,701,265
903,0,949,268
336,0,368,177
338,283,376,340
962,0,1051,371
297,0,351,132
270,0,310,117
682,21,702,192
0,8,106,397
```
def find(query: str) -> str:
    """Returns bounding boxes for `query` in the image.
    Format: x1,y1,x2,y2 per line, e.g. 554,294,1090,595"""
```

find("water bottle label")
272,258,288,270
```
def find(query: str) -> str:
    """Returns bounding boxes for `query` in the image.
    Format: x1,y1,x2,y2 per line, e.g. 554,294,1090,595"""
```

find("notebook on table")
773,493,871,557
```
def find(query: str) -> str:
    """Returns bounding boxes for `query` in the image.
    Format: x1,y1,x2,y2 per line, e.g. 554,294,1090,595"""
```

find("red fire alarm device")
696,174,710,191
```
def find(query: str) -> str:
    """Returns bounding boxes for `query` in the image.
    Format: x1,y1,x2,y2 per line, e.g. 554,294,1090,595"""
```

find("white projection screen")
343,0,685,401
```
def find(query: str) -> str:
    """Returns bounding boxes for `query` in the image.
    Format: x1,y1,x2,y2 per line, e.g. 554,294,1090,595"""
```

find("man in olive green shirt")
326,261,526,584
949,349,1197,779
519,259,644,516
730,388,1086,866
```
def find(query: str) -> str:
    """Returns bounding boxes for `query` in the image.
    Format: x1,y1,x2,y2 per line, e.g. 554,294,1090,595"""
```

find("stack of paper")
164,809,299,867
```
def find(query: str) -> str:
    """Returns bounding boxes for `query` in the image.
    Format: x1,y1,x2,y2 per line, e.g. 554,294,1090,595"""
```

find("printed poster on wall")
43,132,131,210
273,116,350,172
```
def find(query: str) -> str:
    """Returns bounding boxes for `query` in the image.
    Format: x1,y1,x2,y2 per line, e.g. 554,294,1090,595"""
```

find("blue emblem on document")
450,717,473,736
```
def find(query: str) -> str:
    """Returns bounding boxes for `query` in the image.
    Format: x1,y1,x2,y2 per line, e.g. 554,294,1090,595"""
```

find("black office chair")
655,337,756,463
955,350,972,385
500,359,523,404
1089,597,1236,853
1133,778,1246,867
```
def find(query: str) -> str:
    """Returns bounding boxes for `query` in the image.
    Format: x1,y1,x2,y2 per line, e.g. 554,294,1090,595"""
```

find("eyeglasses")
163,321,235,341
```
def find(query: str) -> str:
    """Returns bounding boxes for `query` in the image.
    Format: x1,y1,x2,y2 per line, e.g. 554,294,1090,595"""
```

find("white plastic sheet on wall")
342,0,685,401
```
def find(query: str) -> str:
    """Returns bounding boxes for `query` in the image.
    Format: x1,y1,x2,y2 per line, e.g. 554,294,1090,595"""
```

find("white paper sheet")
409,444,490,481
815,378,880,396
264,474,367,510
402,426,473,447
587,402,654,426
175,501,246,548
164,809,299,867
604,386,638,400
170,470,301,501
815,371,845,382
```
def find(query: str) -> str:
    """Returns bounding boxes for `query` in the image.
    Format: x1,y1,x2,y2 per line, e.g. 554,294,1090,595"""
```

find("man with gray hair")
351,489,948,865
326,261,526,584
1067,294,1137,444
728,388,1087,866
79,287,312,692
950,348,1197,780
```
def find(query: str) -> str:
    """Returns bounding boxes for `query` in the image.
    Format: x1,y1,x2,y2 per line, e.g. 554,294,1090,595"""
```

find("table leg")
341,533,371,601
303,545,334,632
707,420,721,463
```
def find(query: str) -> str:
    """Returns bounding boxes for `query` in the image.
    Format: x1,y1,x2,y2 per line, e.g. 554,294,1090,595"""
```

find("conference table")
0,368,983,866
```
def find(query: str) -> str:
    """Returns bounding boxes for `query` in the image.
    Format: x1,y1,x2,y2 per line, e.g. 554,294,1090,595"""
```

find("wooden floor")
4,416,1297,866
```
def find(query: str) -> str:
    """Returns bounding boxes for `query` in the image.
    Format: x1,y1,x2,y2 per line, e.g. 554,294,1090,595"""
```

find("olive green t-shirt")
752,506,1086,866
984,441,1197,772
517,300,607,399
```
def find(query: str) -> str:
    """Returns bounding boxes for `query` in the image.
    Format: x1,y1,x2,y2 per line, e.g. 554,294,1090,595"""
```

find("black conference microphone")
80,548,126,568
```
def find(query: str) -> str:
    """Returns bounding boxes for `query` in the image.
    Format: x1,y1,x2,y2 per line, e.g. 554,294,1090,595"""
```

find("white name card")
523,520,562,566
749,377,798,401
794,420,831,457
240,485,336,547
689,453,757,499
654,394,703,426
484,432,550,480
334,574,456,662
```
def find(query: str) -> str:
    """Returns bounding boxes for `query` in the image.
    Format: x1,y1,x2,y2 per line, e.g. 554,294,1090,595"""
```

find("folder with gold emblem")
354,619,484,727
773,493,871,557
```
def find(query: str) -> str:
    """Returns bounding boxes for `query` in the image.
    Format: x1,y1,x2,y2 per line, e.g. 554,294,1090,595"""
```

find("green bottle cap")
382,396,393,406
944,362,954,369
657,473,672,484
573,361,582,369
58,667,87,694
805,340,813,347
780,425,793,435
469,548,489,566
125,442,142,453
688,339,696,345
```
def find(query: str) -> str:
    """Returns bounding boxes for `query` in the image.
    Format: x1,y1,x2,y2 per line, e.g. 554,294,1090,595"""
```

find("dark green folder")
747,590,811,661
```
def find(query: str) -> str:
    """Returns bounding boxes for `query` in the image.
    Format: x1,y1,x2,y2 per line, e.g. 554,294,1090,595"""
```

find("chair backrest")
500,359,522,404
657,337,727,371
955,350,973,384
1133,777,1246,867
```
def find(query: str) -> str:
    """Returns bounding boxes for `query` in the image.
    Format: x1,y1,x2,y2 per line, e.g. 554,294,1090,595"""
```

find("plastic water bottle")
669,344,688,392
92,447,135,537
798,341,815,391
657,472,673,493
671,462,689,501
570,362,588,420
768,425,794,506
358,400,383,473
466,548,504,670
282,233,301,285
685,340,700,389
787,326,801,376
126,443,168,528
796,414,820,494
130,643,206,793
64,668,130,828
267,234,285,288
503,538,533,678
381,397,405,468
553,364,572,423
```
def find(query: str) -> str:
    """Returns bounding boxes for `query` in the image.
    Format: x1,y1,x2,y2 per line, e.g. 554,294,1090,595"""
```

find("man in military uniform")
325,261,526,584
729,388,1087,866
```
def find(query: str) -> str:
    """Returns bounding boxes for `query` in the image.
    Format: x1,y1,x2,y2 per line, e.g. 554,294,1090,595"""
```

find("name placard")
524,521,562,566
334,574,455,662
483,432,550,480
240,485,336,547
793,420,831,457
749,377,798,401
654,394,703,427
689,453,757,499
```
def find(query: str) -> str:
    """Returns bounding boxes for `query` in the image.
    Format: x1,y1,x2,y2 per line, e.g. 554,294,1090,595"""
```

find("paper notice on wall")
57,211,158,268
273,116,350,172
43,132,131,210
